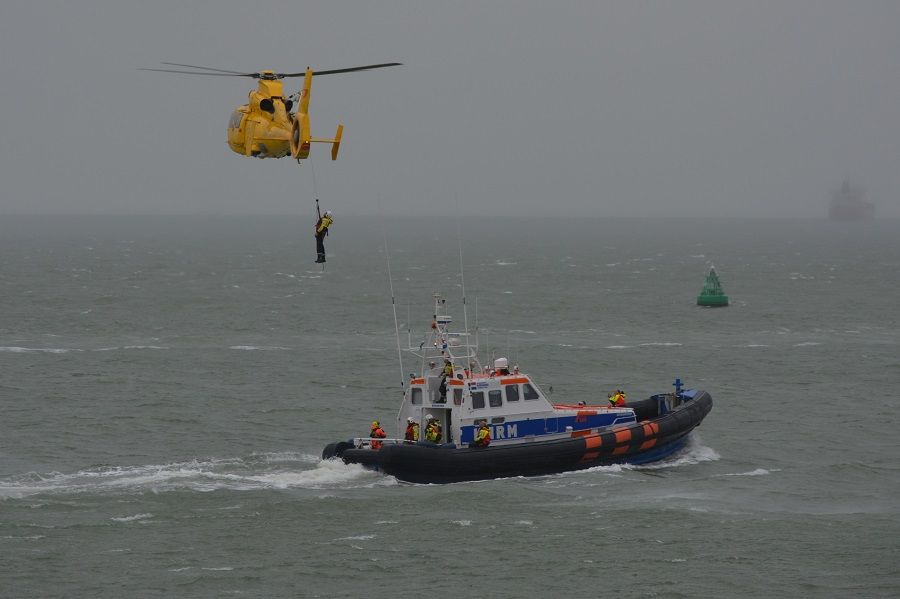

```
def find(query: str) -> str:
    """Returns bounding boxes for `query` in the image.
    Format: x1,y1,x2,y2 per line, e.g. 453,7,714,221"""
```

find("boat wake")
0,452,389,500
575,436,720,476
633,438,720,470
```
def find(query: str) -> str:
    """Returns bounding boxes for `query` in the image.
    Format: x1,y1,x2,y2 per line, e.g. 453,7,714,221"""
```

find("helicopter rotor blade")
278,62,402,78
138,67,258,78
160,62,250,75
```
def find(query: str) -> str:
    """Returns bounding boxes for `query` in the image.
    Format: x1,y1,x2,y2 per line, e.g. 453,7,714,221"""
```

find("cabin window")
489,390,503,408
411,388,423,405
453,388,463,405
523,383,540,400
471,391,485,409
505,384,520,402
228,110,243,129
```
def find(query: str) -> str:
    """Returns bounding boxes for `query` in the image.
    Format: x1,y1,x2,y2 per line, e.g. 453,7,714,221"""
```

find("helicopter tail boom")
289,67,343,160
299,68,313,114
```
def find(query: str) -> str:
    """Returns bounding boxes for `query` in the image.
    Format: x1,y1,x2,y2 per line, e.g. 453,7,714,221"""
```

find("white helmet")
324,210,333,218
407,416,415,423
426,414,434,420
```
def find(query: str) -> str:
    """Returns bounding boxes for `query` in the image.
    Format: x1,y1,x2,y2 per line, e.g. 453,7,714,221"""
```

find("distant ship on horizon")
829,179,874,221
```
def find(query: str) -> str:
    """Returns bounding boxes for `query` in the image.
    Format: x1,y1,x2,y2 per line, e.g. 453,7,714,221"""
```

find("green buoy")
697,266,729,307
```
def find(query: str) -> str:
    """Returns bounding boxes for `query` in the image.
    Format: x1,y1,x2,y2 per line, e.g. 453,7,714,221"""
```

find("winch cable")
380,203,405,395
309,159,325,271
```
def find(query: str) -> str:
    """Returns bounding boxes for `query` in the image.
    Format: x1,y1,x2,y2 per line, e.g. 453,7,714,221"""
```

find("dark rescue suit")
404,422,420,442
314,214,333,263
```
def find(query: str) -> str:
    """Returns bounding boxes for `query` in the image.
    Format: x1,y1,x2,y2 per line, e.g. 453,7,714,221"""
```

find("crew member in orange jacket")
404,417,420,443
370,420,386,450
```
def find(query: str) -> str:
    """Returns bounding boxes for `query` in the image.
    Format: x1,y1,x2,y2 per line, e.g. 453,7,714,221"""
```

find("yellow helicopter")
140,62,401,161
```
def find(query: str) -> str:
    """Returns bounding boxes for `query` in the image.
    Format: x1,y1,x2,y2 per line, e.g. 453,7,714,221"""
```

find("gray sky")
1,1,898,217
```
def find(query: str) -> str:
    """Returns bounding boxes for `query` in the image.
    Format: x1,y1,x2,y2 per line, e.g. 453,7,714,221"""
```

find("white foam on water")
577,463,630,476
636,441,721,470
793,341,822,347
121,345,169,350
110,513,154,523
0,454,381,499
638,342,682,347
720,468,775,477
605,345,632,350
0,346,79,353
452,520,472,526
254,452,318,464
229,345,291,351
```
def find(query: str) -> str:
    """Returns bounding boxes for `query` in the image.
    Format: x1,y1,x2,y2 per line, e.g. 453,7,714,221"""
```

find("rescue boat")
322,293,712,484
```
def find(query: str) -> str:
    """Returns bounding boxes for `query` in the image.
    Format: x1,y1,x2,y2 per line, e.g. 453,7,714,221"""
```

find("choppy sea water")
1,215,898,598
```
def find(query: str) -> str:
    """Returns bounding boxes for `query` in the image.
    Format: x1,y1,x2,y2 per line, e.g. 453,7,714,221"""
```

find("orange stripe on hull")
639,439,657,451
570,429,592,438
584,436,602,450
581,451,600,462
612,446,630,456
500,377,529,385
614,429,632,444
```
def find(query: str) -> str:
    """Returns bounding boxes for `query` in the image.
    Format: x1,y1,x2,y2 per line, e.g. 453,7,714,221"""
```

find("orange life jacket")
370,426,386,449
474,425,491,447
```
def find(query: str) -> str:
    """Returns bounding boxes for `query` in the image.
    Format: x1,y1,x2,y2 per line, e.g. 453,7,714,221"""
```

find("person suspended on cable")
314,210,333,264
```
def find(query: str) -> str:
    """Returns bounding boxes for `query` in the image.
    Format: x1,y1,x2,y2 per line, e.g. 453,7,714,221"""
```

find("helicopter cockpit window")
259,98,275,114
228,111,243,129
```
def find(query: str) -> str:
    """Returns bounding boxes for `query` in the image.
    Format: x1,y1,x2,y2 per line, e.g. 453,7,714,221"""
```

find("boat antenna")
381,210,405,393
457,217,471,363
474,296,479,364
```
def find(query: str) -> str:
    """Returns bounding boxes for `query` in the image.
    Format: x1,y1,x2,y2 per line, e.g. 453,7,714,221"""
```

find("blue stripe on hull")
613,435,689,466
460,412,634,444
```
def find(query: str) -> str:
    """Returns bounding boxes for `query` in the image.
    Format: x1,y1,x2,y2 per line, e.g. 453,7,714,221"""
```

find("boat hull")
325,391,712,484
